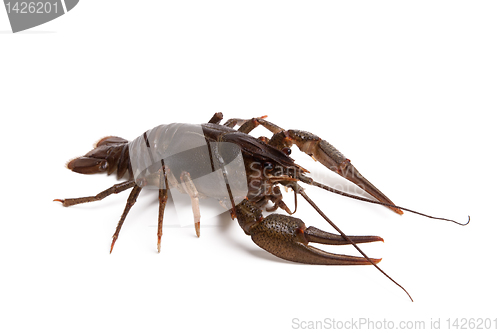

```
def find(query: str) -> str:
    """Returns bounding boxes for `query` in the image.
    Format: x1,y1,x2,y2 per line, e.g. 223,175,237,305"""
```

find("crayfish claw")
286,130,403,215
247,213,381,265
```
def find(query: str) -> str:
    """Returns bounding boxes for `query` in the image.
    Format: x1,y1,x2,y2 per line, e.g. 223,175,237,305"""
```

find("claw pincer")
236,199,382,265
285,130,403,215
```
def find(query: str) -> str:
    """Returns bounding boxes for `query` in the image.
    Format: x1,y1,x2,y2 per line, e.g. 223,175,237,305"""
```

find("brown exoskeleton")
55,113,468,301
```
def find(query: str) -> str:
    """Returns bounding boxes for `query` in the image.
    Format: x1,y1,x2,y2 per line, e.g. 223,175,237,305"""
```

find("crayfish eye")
281,147,292,155
263,161,274,170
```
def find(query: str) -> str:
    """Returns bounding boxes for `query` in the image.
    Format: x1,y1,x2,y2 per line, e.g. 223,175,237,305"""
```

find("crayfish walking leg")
179,171,202,238
105,185,142,253
157,188,168,253
53,180,135,207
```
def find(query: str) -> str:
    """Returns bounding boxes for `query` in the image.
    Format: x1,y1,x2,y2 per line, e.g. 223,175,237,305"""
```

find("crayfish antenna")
299,175,470,226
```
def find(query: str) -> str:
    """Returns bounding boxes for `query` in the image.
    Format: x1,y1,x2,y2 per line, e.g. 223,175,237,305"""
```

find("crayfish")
55,113,468,301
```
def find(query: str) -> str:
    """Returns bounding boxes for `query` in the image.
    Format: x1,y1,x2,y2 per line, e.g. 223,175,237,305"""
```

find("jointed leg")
179,171,201,237
159,165,202,238
110,185,142,253
54,180,135,207
223,118,247,128
164,165,182,192
236,117,283,134
223,116,276,134
208,112,223,124
157,188,168,252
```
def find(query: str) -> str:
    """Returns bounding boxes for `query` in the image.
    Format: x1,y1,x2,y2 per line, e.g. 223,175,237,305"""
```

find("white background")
1,1,499,332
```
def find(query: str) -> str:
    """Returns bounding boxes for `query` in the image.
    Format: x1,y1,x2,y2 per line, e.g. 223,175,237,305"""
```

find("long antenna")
300,176,470,226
